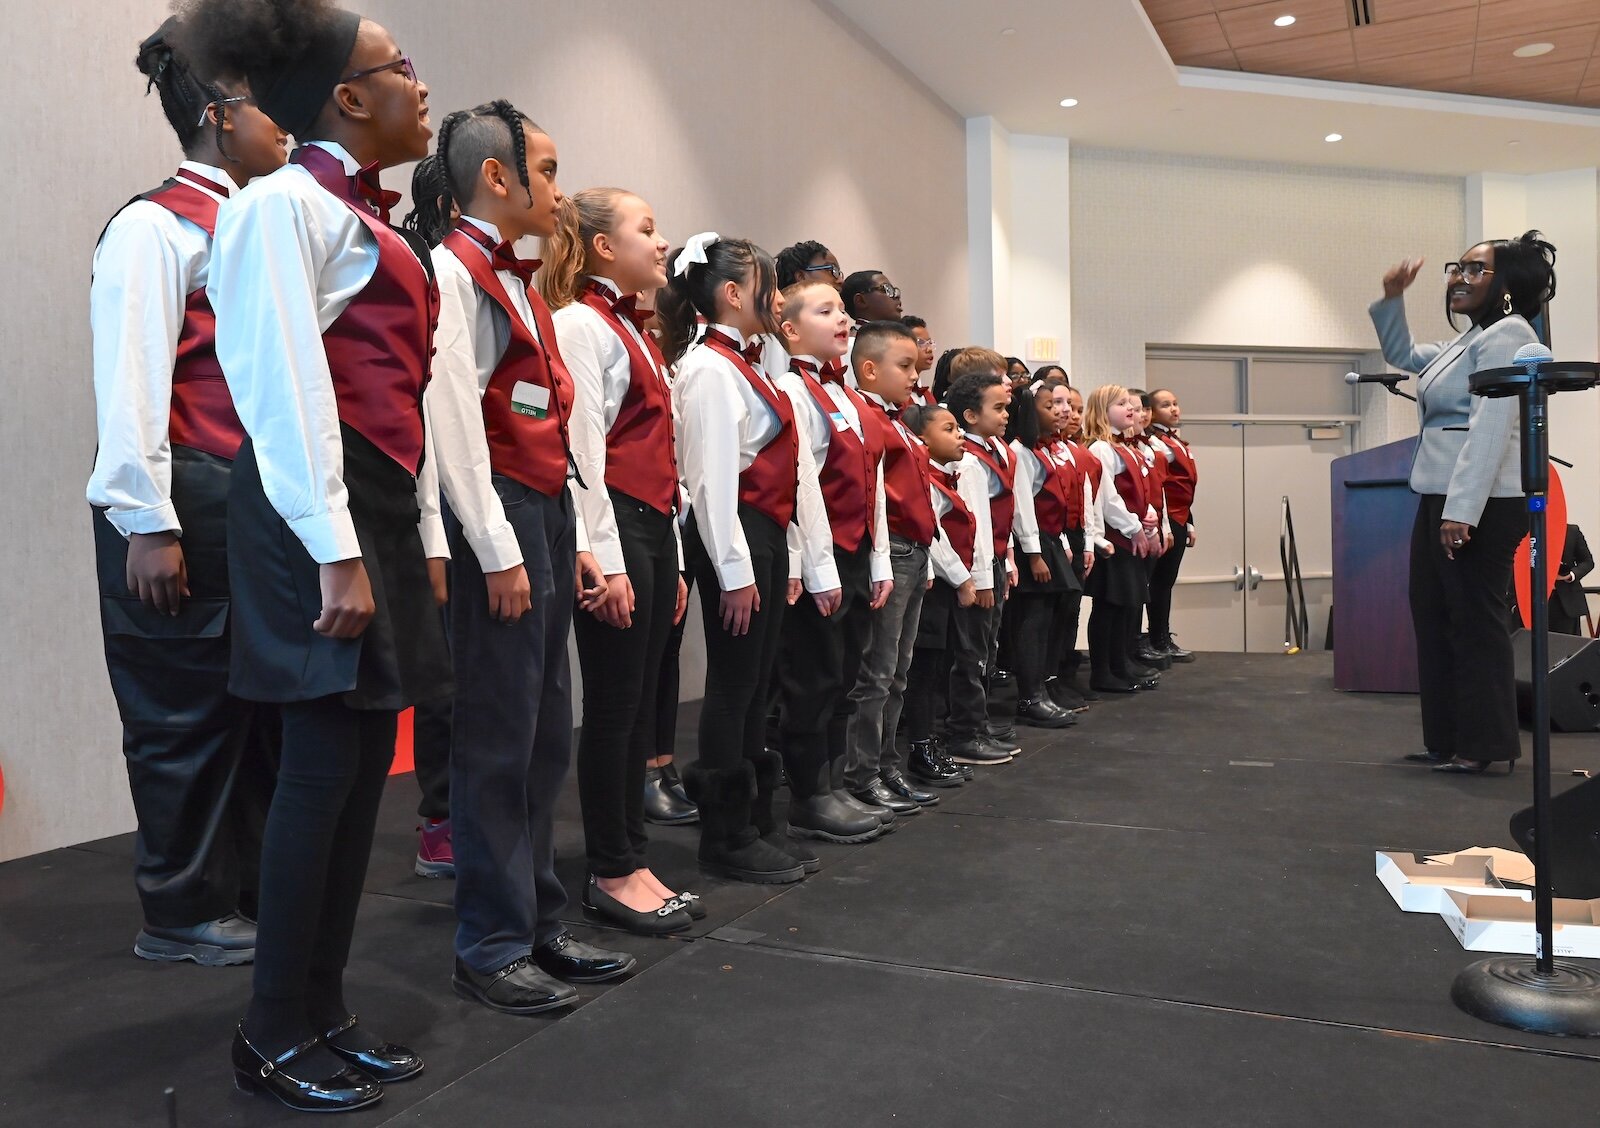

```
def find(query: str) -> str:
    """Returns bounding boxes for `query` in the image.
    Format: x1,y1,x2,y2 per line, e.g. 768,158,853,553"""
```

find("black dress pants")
1409,493,1526,761
93,445,275,928
685,506,789,771
777,539,874,797
411,616,452,822
1147,516,1188,643
574,492,679,878
655,569,692,761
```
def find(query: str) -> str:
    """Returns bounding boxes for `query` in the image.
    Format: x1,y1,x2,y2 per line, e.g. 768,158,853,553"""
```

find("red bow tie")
491,241,541,285
820,359,846,384
354,163,402,224
705,328,765,368
743,340,766,366
612,292,652,332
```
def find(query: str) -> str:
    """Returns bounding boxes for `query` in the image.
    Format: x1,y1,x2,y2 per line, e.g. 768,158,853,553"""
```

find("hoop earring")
1503,292,1514,316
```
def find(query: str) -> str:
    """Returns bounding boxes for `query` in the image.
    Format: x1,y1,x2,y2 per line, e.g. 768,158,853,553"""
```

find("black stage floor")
5,653,1600,1126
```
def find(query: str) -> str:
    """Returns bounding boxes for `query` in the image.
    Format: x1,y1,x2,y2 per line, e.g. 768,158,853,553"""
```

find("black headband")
248,9,361,137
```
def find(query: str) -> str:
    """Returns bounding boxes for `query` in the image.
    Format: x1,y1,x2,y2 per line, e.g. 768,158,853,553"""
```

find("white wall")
0,0,968,862
1070,148,1466,396
1008,136,1072,369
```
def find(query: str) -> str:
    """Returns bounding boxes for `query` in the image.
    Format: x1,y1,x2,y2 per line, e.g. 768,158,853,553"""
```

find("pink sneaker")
415,818,455,878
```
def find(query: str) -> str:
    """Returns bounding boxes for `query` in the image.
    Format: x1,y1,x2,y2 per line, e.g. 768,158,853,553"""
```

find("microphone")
1515,342,1554,368
1345,371,1416,402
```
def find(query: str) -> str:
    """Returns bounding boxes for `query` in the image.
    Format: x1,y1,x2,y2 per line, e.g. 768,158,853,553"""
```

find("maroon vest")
137,170,245,460
1055,439,1089,531
930,464,976,570
792,359,884,552
1028,442,1073,538
1154,427,1197,525
578,282,677,514
292,146,437,474
443,225,576,497
964,436,1017,559
861,398,937,546
704,331,798,528
1104,442,1151,552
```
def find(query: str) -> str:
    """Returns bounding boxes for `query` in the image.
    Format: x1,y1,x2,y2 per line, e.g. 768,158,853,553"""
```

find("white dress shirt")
926,460,974,588
1090,438,1153,542
1007,439,1045,556
778,355,891,590
88,161,233,537
955,448,996,589
209,140,446,564
553,275,678,576
673,324,831,591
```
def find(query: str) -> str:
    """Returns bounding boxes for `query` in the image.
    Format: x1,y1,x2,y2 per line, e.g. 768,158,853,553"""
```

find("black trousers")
685,506,789,771
907,582,987,740
411,611,452,822
93,446,275,928
450,481,576,969
655,569,692,761
1147,515,1188,643
1410,493,1526,761
777,539,875,797
574,493,678,878
1011,593,1055,700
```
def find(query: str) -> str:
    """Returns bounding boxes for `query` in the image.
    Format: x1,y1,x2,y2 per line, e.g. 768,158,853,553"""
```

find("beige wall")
1070,147,1465,395
0,0,968,862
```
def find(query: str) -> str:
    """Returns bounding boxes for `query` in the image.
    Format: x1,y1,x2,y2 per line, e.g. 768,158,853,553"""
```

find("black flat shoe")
1433,757,1516,775
668,890,708,920
453,956,578,1015
232,1027,383,1114
1404,751,1450,764
320,1015,424,1083
534,932,638,983
582,875,692,936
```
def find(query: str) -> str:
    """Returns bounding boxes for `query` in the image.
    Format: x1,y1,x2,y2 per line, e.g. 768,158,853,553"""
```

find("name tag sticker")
829,412,850,432
511,380,551,419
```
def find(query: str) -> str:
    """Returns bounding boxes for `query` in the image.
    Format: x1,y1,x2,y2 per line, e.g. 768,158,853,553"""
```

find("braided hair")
401,155,452,246
437,99,539,220
136,19,236,161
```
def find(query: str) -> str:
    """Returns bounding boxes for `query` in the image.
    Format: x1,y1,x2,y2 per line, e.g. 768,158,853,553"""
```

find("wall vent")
1350,0,1374,28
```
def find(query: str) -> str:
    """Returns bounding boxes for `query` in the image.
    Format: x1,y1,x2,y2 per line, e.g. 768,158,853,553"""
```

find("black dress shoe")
453,956,579,1015
991,669,1014,688
882,769,939,807
534,933,638,983
1090,676,1136,694
1157,636,1195,663
582,875,692,935
135,913,256,966
1404,750,1450,764
788,792,883,843
1433,757,1517,775
1045,677,1089,712
943,737,1013,765
320,1015,424,1083
643,768,700,826
1017,696,1077,728
852,781,921,815
1131,676,1160,691
907,739,965,787
1124,661,1160,681
232,1027,383,1114
840,790,897,827
1134,640,1172,669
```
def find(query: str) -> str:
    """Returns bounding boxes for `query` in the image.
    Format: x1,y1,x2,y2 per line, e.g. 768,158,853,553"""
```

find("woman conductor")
1370,231,1557,775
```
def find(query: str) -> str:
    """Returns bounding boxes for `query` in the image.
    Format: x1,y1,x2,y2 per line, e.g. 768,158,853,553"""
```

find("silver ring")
1452,539,1464,546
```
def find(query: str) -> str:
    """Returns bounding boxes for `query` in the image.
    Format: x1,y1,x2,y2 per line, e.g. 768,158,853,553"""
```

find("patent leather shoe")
852,781,921,815
534,932,637,983
453,955,578,1015
1090,676,1136,694
232,1027,383,1114
1433,757,1516,775
320,1015,423,1083
908,739,965,787
882,769,939,807
644,767,700,825
582,875,692,936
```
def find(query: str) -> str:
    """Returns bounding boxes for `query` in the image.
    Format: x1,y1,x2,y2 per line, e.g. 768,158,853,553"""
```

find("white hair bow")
674,231,721,277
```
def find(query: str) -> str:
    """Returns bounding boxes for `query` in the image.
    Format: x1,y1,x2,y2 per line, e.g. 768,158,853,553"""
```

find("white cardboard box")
1439,890,1600,957
1375,851,1531,914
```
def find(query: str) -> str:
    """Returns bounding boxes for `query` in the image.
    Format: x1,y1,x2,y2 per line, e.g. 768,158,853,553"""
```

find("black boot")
1016,696,1077,729
788,755,882,843
907,739,964,788
683,761,805,884
750,747,820,875
1044,676,1088,713
1155,635,1195,663
643,766,699,826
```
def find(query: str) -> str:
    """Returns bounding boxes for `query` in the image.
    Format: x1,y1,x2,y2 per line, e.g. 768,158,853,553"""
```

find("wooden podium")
1330,437,1419,693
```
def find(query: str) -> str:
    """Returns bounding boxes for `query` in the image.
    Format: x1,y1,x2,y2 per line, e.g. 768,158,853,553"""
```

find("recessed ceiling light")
1000,27,1016,35
1324,133,1343,143
1513,42,1555,58
1274,15,1297,27
1507,140,1522,147
1059,98,1079,107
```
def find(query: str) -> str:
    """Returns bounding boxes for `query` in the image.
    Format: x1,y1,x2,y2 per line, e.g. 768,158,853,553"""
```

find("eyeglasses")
196,95,249,126
870,283,902,299
341,55,418,85
801,263,842,280
1444,262,1494,281
917,339,937,350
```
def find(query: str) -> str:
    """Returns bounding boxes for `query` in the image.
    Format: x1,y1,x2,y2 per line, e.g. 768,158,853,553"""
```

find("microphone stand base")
1452,956,1600,1037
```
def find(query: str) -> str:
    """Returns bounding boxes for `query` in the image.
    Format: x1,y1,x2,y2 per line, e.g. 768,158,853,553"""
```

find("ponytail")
539,187,631,310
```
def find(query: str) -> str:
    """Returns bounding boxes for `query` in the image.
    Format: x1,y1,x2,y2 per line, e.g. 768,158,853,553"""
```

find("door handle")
1232,566,1245,592
1247,565,1263,591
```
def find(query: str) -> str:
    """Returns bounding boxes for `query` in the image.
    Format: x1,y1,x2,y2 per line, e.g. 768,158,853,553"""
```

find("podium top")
1469,361,1600,398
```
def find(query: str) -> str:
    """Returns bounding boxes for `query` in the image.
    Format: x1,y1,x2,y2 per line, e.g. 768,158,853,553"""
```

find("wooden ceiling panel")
1232,27,1357,73
1139,0,1217,22
1154,12,1234,57
1473,25,1600,78
1470,59,1591,100
1476,0,1600,44
1181,49,1244,69
1366,0,1478,19
1353,9,1479,64
1218,0,1349,50
1356,44,1477,87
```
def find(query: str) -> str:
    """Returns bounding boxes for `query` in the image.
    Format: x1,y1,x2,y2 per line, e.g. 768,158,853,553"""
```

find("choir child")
900,314,939,404
775,280,894,842
1146,388,1198,662
775,239,844,290
1041,379,1096,712
89,19,287,968
179,0,446,1109
426,103,637,1008
544,186,702,932
840,270,905,327
1127,389,1171,673
660,234,832,883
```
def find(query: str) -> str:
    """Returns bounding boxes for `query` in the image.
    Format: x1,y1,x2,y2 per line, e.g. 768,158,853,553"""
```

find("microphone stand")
1452,351,1600,1037
1374,377,1416,403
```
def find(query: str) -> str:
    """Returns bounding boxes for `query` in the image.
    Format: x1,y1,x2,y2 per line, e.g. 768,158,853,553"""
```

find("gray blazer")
1369,295,1534,526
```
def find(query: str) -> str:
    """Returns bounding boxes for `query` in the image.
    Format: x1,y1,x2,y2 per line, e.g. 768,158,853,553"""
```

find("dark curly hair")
136,19,234,159
945,371,1004,431
775,240,831,289
1453,229,1558,332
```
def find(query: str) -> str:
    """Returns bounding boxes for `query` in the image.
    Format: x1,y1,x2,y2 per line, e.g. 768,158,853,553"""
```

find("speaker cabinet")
1510,776,1600,900
1511,629,1600,733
